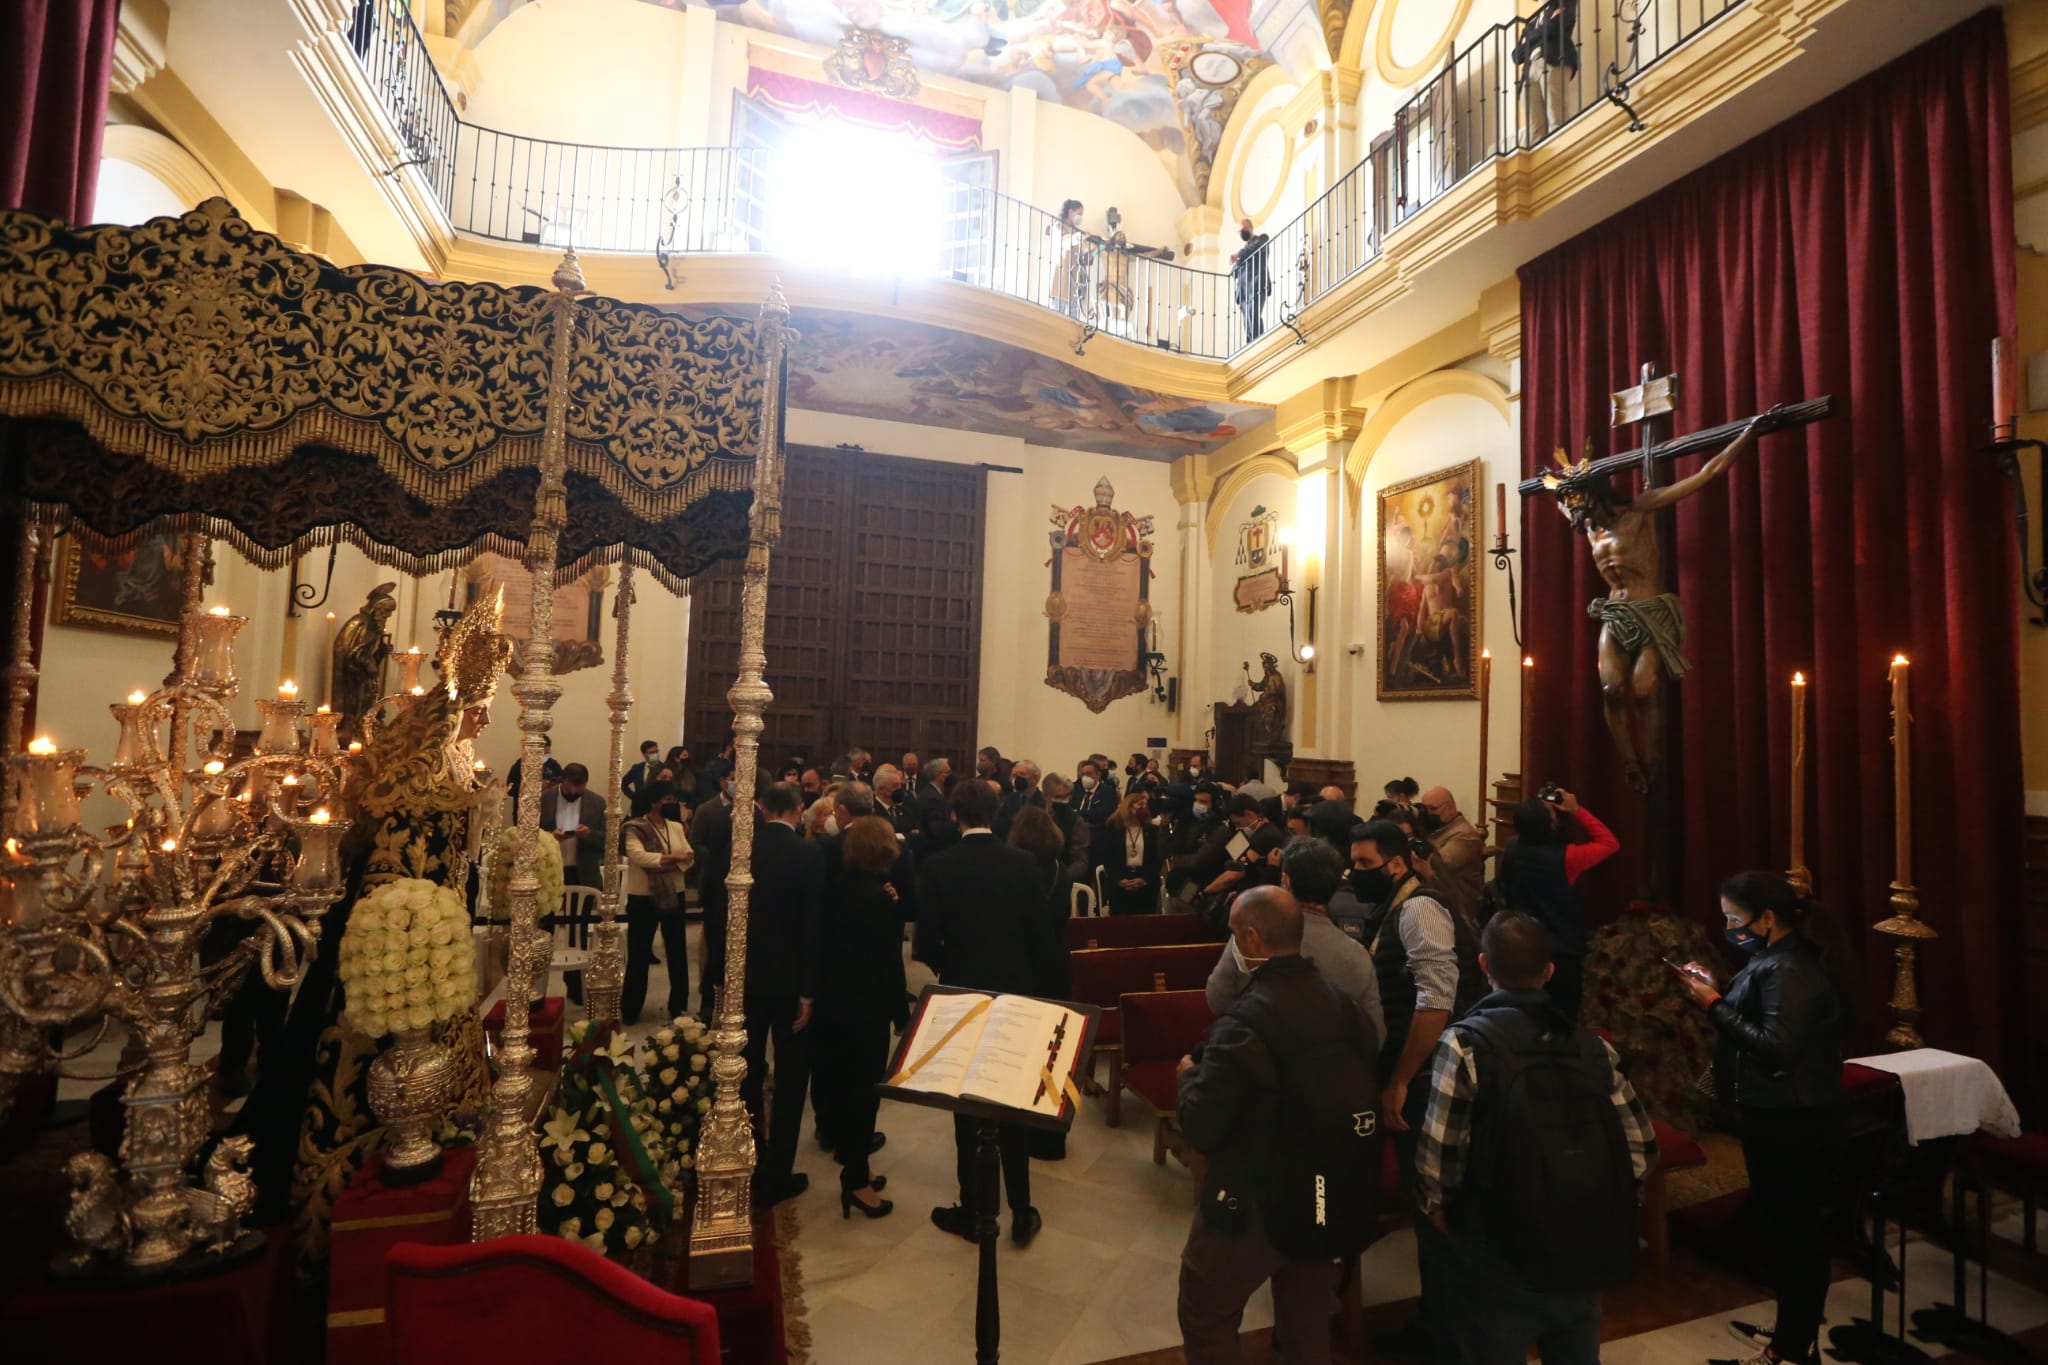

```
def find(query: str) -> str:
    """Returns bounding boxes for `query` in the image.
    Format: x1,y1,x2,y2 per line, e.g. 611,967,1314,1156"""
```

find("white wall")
1204,470,1301,743
1353,0,1516,134
1031,99,1188,249
782,409,1181,775
1339,385,1520,818
464,0,696,144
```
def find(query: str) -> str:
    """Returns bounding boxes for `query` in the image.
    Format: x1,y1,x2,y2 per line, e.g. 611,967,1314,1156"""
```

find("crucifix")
1518,364,1836,898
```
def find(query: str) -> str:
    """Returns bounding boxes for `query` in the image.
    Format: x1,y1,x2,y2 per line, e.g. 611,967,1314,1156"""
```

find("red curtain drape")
1518,11,2022,1080
1,0,121,222
2,0,120,744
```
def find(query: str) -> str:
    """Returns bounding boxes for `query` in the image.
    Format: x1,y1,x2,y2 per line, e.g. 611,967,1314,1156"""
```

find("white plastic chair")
1070,881,1098,918
546,885,598,983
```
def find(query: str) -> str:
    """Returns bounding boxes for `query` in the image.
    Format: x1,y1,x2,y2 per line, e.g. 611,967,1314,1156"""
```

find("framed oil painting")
1377,460,1481,700
463,552,608,676
52,531,191,638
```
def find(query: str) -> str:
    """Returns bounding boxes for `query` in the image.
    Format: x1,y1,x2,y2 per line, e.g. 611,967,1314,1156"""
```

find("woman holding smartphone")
1675,871,1852,1365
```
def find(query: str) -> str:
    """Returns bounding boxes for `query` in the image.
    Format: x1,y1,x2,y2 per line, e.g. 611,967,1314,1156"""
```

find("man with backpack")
1175,886,1381,1364
1416,912,1659,1364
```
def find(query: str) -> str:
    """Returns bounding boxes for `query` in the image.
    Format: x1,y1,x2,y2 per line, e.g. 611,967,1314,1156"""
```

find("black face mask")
1013,776,1028,793
1350,866,1396,904
1415,810,1445,834
660,803,682,821
1239,227,1253,241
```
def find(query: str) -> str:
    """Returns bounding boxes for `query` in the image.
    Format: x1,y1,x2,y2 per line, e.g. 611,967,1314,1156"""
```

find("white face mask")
1228,936,1266,975
1192,803,1211,819
1080,774,1097,791
822,814,840,836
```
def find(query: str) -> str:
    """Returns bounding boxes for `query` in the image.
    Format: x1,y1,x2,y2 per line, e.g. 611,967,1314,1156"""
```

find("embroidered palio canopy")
0,198,779,591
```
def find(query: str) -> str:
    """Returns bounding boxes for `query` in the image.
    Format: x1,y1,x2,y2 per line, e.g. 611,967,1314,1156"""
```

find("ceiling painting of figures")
675,304,1270,459
640,0,1271,201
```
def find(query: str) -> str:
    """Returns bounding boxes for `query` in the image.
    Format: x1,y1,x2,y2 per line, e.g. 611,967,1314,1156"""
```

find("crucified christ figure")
1543,408,1775,793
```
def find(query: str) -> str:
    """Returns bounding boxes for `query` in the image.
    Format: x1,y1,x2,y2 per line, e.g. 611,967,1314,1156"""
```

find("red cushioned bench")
1118,989,1215,1169
1960,1132,2048,1253
1068,942,1225,1126
1061,912,1226,952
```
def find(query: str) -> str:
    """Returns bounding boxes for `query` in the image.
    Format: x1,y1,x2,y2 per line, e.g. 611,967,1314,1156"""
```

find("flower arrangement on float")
536,1013,718,1262
484,824,565,920
335,877,478,1179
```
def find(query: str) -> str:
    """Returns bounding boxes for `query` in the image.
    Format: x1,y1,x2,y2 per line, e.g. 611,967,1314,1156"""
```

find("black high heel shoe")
841,1187,894,1220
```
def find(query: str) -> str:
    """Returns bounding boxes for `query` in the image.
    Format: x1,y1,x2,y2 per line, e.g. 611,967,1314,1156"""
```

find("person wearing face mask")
995,758,1042,839
1092,790,1163,915
977,745,1011,786
621,781,694,1025
1495,786,1619,1026
622,738,662,813
540,762,605,888
1176,751,1210,785
1164,782,1226,900
1351,817,1477,1365
1207,837,1383,1044
1677,872,1850,1365
1230,216,1271,345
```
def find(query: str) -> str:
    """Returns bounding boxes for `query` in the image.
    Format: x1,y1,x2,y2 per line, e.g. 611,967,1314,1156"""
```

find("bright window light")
769,125,944,276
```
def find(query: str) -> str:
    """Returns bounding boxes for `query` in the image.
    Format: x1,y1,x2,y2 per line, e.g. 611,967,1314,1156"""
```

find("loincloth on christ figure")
1586,592,1692,679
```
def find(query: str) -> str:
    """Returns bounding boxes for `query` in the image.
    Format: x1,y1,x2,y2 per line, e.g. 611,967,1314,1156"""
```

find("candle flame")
315,704,331,714
1892,653,1909,667
127,690,147,705
203,760,225,775
1522,656,1534,668
409,685,425,696
406,645,422,655
3,838,17,856
474,760,487,770
27,736,56,755
160,837,177,853
279,679,298,697
309,808,331,825
347,742,363,753
208,605,230,617
281,774,298,786
1792,671,1806,685
1481,648,1491,660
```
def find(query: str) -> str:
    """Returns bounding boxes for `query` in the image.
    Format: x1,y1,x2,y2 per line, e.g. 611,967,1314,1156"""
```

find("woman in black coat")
814,815,908,1220
1677,870,1850,1365
1099,790,1163,915
1010,805,1074,1161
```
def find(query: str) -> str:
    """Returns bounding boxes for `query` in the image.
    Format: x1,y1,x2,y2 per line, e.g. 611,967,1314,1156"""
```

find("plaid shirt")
1414,1016,1659,1216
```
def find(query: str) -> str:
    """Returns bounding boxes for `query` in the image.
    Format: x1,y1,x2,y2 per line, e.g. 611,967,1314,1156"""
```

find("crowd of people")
524,739,1851,1365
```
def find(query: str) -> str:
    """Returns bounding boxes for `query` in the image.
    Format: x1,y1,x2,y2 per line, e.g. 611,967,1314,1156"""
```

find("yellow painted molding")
111,0,168,96
2014,50,2048,132
124,71,278,232
1171,453,1208,507
1209,63,1296,212
1479,276,1522,365
1351,313,1486,408
1274,375,1364,451
1343,368,1511,493
1206,450,1302,551
99,124,222,212
1337,0,1382,75
1375,0,1475,87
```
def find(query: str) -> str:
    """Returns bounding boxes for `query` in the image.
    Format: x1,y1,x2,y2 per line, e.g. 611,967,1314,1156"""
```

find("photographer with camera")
1495,785,1619,1026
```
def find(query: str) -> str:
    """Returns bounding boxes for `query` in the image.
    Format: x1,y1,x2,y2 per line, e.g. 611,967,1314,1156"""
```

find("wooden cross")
1516,386,1837,497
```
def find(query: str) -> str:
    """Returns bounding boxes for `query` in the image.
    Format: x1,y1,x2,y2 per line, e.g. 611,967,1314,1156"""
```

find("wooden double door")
684,446,987,776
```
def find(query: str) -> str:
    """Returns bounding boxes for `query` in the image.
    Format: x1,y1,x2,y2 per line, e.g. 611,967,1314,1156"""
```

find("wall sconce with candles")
1985,337,2048,626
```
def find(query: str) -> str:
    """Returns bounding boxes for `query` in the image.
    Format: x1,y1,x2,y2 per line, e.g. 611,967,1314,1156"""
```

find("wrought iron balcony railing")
345,0,1742,361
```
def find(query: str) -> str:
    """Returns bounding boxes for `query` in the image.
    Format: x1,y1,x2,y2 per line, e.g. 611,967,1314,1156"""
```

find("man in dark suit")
742,781,825,1206
621,739,661,814
914,780,1059,1246
994,758,1042,840
539,763,605,888
692,773,734,1018
914,757,957,859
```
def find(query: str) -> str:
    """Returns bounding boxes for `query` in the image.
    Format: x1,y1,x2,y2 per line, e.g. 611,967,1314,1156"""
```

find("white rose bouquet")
539,1021,661,1260
637,1014,717,1186
336,877,477,1038
485,825,564,922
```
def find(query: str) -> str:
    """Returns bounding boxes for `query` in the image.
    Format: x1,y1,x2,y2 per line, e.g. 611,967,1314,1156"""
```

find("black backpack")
1456,1008,1639,1291
1250,997,1382,1259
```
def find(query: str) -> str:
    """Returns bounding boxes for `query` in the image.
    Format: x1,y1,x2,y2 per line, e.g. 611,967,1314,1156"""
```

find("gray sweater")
1205,909,1386,1057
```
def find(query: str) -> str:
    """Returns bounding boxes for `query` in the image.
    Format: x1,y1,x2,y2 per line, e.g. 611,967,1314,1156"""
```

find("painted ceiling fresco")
678,305,1269,459
642,0,1271,201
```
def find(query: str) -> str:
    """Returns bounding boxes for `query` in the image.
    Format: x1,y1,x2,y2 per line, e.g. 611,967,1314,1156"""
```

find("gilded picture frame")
1376,459,1481,701
51,531,190,638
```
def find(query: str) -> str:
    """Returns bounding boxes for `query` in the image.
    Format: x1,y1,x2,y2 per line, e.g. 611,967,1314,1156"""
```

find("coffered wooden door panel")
685,446,987,778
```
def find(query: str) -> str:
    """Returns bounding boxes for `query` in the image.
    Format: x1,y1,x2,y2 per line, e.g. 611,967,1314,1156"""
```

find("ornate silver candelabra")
0,603,350,1275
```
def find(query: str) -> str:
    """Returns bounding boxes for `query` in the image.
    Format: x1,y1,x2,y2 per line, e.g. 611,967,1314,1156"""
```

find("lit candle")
1519,655,1534,788
347,741,363,755
110,697,147,767
1476,648,1493,840
278,679,299,701
11,738,83,837
396,645,426,693
320,611,337,707
127,690,147,705
254,695,305,755
160,837,178,853
1889,654,1911,886
291,808,346,895
189,609,248,693
308,706,343,757
1789,672,1809,891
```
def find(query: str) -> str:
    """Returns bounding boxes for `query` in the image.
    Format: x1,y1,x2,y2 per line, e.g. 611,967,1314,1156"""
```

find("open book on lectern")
884,988,1094,1123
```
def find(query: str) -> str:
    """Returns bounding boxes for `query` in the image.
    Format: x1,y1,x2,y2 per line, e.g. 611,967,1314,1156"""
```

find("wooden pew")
1068,942,1226,1125
1061,912,1225,952
1118,989,1214,1168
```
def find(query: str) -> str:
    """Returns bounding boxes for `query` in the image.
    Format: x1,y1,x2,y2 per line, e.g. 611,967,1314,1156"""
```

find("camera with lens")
1538,783,1565,804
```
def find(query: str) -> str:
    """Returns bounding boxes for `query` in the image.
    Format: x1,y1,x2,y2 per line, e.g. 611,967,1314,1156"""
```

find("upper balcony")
303,0,1981,398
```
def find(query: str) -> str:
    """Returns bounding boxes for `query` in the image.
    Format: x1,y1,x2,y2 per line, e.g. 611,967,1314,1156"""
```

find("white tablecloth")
1846,1048,2022,1145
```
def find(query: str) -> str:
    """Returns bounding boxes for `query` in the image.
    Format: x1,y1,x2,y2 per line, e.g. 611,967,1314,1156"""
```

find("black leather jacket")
1707,937,1843,1111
